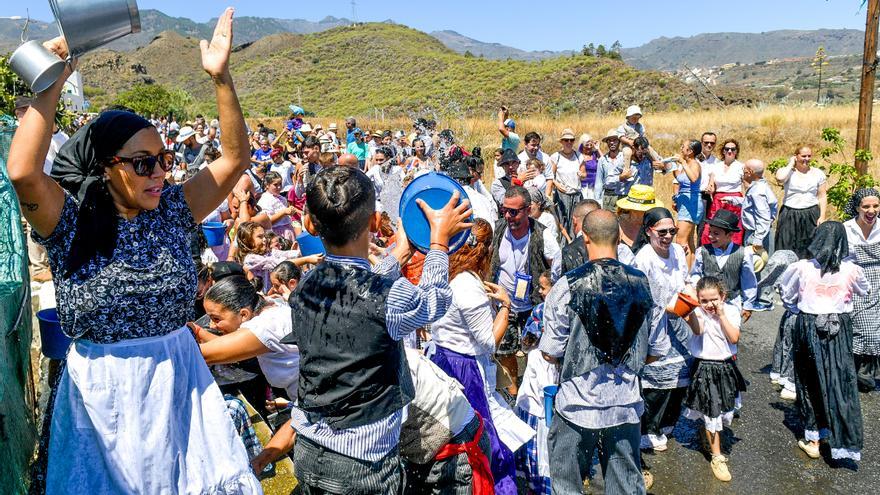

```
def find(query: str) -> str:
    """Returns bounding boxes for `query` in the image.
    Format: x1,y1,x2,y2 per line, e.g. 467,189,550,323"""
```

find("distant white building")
60,71,85,113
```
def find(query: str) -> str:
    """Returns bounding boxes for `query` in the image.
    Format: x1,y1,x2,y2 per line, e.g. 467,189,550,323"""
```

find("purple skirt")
430,345,518,494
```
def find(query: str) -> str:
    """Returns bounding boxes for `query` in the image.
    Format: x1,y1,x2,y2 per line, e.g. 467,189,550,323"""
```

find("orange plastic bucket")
671,292,699,318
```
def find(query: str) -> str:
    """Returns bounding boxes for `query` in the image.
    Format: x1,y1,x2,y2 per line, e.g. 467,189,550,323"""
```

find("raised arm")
184,8,251,221
7,38,72,238
497,107,510,138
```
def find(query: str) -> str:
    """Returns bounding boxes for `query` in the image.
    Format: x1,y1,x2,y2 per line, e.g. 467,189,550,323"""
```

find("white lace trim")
683,408,734,433
830,448,861,461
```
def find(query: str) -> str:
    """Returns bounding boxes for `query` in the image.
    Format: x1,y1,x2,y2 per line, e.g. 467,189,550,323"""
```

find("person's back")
280,165,472,493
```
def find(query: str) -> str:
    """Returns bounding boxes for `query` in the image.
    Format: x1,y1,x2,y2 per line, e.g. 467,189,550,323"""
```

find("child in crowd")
690,209,759,320
257,171,297,241
523,158,547,192
268,261,302,302
236,222,320,293
279,166,472,494
683,276,747,482
515,270,556,495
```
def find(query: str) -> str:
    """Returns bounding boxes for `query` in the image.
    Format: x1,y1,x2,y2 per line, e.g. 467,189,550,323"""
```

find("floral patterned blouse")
33,185,198,344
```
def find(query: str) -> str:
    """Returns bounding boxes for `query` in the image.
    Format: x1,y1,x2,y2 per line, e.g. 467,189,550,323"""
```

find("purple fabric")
581,151,600,188
430,345,518,494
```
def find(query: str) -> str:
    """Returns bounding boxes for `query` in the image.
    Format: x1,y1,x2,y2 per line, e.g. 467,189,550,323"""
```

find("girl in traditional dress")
10,10,263,493
778,222,870,461
843,188,880,392
683,276,747,482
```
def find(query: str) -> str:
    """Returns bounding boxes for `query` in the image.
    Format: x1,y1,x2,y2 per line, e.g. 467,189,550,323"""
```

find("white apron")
47,327,262,494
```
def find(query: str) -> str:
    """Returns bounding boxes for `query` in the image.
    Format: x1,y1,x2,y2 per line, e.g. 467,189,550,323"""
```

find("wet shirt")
540,276,649,429
688,304,741,360
778,259,870,314
33,185,197,343
288,251,452,462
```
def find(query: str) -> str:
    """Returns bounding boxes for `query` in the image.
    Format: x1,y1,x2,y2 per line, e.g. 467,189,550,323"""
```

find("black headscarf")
807,221,849,275
631,207,674,254
845,187,880,219
50,110,154,278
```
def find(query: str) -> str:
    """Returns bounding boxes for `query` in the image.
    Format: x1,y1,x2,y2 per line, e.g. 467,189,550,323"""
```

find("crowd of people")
8,9,879,495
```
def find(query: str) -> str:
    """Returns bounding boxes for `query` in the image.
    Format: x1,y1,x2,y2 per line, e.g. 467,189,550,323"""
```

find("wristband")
429,242,448,251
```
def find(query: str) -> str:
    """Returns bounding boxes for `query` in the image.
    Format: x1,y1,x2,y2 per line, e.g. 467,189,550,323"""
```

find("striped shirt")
288,250,452,461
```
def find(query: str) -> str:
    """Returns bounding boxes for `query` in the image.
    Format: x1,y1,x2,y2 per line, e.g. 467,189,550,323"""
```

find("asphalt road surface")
589,306,880,495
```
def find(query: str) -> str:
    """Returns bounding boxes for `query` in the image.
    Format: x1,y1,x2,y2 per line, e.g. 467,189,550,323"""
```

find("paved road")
610,307,880,495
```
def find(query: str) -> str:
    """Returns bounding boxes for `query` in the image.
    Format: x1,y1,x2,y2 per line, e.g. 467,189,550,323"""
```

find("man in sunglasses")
489,186,561,400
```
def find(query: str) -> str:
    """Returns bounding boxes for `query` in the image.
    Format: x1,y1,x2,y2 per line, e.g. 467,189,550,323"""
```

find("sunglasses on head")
652,227,678,237
501,206,527,217
110,153,173,177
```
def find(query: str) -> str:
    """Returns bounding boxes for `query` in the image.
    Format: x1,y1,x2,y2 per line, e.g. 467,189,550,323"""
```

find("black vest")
489,218,551,307
561,237,588,274
560,259,654,382
286,262,415,429
700,244,745,302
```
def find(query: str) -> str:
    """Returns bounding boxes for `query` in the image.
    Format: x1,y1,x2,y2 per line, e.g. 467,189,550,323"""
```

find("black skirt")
793,312,863,458
684,358,747,420
775,205,819,259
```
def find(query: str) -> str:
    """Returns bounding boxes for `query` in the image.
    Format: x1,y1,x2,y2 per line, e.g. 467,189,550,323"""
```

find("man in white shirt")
489,186,561,398
517,132,554,179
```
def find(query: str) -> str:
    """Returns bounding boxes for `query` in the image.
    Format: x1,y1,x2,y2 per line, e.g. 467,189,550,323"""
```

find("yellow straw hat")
616,184,664,211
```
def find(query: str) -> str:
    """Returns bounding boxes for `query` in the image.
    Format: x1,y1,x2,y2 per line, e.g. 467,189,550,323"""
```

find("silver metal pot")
8,40,66,93
49,0,141,59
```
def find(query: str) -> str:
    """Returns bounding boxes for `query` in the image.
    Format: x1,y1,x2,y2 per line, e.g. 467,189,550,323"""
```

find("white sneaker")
780,388,796,401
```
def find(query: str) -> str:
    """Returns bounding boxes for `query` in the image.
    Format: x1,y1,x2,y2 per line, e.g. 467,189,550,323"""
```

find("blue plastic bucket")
36,308,72,360
544,385,559,427
398,172,472,254
297,232,326,257
201,222,227,247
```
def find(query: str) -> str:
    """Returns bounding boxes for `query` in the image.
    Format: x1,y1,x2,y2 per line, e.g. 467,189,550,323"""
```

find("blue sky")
5,0,870,51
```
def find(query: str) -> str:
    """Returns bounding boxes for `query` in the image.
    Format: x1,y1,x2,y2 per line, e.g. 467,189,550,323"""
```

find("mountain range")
0,9,866,71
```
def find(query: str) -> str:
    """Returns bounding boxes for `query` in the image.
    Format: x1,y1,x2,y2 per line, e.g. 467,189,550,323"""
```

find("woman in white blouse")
844,188,880,392
775,146,828,258
778,222,870,462
702,138,745,245
429,219,533,494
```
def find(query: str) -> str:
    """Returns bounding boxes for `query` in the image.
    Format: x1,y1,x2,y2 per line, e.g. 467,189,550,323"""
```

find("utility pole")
856,0,880,175
811,46,828,105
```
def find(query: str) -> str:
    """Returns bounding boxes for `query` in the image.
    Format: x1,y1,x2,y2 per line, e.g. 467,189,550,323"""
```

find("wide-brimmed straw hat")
602,129,620,143
616,184,664,211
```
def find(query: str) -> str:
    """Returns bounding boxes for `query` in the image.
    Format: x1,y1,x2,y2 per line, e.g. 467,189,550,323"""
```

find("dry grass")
254,103,880,210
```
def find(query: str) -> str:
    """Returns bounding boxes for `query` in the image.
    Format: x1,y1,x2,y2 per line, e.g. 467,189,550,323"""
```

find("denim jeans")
293,435,404,494
548,416,645,495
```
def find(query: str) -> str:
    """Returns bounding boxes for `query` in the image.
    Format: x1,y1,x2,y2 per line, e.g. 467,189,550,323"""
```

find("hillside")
430,30,571,61
78,23,754,117
621,29,865,70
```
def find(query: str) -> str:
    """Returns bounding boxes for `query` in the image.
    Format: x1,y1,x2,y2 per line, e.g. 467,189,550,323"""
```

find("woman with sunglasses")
632,208,693,453
701,139,745,246
9,10,261,493
549,129,584,237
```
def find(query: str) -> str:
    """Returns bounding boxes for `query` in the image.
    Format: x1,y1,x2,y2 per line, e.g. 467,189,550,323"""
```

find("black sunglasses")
722,147,738,152
110,153,173,177
702,141,716,145
652,227,678,237
501,206,527,217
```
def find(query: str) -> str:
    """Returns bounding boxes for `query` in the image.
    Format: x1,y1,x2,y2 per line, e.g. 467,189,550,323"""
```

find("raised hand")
416,191,473,250
200,8,234,79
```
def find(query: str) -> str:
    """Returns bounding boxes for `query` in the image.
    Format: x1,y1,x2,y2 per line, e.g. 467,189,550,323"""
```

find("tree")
464,50,474,58
581,43,595,56
595,44,607,58
114,83,192,119
0,55,31,117
610,40,622,55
